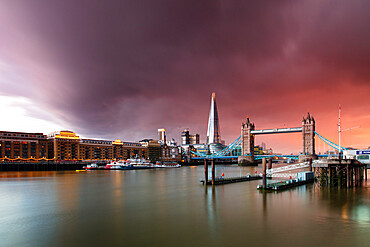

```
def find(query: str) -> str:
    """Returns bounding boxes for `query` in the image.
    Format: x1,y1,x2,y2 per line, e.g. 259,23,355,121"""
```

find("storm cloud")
0,0,369,152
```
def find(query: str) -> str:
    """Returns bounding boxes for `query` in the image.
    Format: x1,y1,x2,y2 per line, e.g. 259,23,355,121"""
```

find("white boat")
105,160,127,170
126,157,154,166
155,161,181,168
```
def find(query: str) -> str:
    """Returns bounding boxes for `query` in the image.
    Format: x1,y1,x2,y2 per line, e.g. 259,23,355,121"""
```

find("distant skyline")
0,1,369,153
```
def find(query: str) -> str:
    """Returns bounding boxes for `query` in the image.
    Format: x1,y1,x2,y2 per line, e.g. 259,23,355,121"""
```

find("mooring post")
204,159,208,185
262,158,267,189
309,158,312,172
346,164,350,187
357,167,360,187
365,165,368,181
268,158,272,170
357,167,361,186
211,159,215,185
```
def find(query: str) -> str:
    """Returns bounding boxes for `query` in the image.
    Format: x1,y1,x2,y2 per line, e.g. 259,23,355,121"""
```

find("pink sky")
0,0,369,153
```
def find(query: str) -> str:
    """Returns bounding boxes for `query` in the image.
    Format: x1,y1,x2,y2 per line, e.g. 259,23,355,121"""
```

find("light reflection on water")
0,166,369,247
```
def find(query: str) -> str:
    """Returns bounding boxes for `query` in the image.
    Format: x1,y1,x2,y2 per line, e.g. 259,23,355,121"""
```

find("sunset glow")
0,1,369,153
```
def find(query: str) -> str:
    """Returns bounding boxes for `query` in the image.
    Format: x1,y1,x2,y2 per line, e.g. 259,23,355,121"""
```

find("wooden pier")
201,175,261,185
257,178,314,191
312,159,367,187
202,158,262,185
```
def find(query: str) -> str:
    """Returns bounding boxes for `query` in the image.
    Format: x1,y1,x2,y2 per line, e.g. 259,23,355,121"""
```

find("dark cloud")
0,0,369,152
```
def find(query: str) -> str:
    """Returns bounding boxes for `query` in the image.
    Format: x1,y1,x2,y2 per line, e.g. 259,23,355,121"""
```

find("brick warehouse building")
0,130,148,162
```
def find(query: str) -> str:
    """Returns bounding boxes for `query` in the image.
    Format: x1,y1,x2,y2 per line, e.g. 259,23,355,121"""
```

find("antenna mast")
338,104,341,156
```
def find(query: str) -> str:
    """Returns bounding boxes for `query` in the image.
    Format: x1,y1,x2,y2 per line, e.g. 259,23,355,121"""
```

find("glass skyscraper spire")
206,92,221,144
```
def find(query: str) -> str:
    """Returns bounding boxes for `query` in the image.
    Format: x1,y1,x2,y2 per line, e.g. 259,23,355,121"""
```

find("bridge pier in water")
268,158,272,170
262,158,267,189
204,159,216,185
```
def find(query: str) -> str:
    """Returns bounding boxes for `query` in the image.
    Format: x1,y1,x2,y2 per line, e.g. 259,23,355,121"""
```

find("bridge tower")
238,117,256,165
300,112,316,161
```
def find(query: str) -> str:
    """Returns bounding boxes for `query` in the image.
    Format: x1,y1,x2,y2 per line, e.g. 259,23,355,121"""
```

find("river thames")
0,165,369,247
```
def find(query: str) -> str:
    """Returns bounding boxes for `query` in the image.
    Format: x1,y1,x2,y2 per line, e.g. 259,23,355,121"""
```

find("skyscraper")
182,128,200,145
158,128,166,143
181,129,190,145
206,92,221,144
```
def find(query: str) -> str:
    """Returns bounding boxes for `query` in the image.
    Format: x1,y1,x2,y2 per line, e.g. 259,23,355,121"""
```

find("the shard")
207,92,221,144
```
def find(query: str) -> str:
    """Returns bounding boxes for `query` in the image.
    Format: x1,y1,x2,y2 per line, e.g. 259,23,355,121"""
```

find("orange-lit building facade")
113,139,148,160
48,131,148,161
0,131,48,160
0,130,148,162
48,131,80,160
79,139,113,160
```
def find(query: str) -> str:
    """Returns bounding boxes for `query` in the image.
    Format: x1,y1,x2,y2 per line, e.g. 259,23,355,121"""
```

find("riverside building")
139,139,161,162
112,139,148,160
0,130,148,162
0,131,48,160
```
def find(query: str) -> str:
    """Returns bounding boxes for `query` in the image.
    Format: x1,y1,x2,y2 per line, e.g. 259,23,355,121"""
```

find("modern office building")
181,129,200,145
207,92,221,144
0,131,48,159
181,129,190,145
254,145,264,155
158,128,166,143
189,134,199,144
206,92,224,153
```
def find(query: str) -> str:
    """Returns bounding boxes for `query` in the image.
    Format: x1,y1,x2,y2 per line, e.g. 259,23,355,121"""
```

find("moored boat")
105,160,127,170
84,163,105,170
105,159,156,170
155,161,181,168
126,157,153,166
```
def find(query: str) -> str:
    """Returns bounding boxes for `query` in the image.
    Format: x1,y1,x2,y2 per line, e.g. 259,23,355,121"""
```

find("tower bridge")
239,112,315,165
190,112,321,163
189,93,347,164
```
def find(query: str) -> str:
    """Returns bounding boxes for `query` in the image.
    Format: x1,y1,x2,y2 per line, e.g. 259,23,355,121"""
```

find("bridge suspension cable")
214,135,241,156
190,135,242,158
314,131,348,151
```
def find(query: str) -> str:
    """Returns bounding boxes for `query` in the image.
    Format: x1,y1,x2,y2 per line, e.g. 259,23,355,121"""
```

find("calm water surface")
0,165,369,247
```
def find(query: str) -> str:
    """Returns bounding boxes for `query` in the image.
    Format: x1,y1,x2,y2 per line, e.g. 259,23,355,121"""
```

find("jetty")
201,175,261,185
201,159,262,185
258,171,315,191
312,158,367,187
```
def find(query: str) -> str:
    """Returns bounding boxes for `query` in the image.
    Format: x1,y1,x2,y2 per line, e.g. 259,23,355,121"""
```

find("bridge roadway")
190,155,302,160
251,127,302,135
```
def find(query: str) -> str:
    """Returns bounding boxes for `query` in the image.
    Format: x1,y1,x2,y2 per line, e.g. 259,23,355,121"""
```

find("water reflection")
314,180,370,224
204,185,217,223
0,167,369,247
